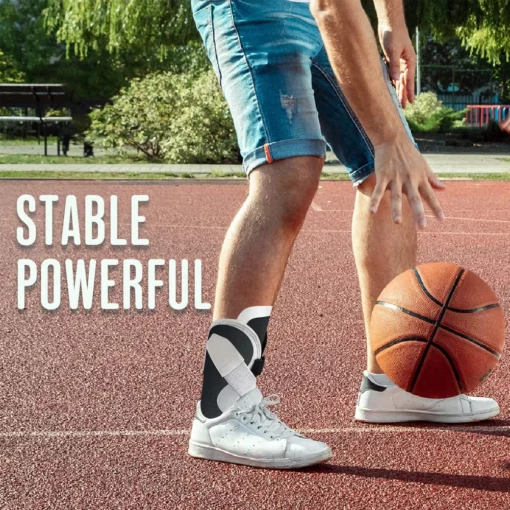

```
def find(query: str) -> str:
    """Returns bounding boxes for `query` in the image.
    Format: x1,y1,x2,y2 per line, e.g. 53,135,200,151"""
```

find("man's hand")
311,0,445,228
369,134,446,228
378,24,416,108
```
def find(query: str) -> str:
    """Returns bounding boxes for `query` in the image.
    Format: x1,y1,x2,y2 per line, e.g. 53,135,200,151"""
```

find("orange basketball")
370,262,505,398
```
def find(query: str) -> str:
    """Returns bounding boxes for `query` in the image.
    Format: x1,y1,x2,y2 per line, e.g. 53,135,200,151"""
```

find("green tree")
0,49,25,83
412,0,510,65
44,0,197,59
0,0,188,102
45,0,510,63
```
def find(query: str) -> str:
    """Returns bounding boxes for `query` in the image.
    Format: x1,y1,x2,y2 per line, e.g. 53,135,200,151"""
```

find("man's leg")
351,174,417,373
310,23,499,425
214,156,322,320
189,156,332,469
352,175,499,423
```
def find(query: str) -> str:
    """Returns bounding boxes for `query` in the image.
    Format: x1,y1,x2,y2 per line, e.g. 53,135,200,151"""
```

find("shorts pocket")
193,5,222,85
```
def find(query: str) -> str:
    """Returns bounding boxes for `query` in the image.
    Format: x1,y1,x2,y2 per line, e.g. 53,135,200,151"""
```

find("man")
188,0,500,469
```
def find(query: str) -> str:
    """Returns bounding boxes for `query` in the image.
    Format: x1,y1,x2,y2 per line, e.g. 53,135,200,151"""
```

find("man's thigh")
192,0,328,175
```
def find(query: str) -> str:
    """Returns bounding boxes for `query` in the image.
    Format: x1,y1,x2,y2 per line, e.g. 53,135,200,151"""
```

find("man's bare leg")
352,174,417,373
213,156,323,320
189,155,332,468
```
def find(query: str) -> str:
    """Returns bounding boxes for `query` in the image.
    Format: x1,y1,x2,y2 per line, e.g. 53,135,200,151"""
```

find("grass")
0,154,151,164
208,170,245,178
0,170,509,181
497,158,510,163
436,172,510,180
0,170,187,179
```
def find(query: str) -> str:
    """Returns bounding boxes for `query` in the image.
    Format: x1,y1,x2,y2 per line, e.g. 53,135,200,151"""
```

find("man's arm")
310,0,444,227
373,0,416,106
310,0,400,145
373,0,405,26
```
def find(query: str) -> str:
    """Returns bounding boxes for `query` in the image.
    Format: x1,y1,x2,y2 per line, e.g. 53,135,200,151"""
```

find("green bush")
404,92,463,133
87,70,240,163
0,49,24,83
164,43,211,76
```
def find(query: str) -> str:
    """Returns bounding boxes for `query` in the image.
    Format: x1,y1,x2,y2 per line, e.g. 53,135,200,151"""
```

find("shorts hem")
243,139,327,175
351,161,375,187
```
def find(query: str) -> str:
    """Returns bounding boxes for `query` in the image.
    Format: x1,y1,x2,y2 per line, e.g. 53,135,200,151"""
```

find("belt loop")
264,143,273,164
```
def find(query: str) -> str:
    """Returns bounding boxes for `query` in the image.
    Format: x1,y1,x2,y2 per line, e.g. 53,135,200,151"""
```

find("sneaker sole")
188,441,332,469
354,406,501,424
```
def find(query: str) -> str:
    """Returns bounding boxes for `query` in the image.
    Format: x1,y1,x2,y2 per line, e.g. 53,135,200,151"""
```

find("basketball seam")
373,336,428,356
429,343,464,393
412,267,498,315
439,324,502,359
447,303,500,313
375,301,435,325
413,267,444,307
409,268,465,394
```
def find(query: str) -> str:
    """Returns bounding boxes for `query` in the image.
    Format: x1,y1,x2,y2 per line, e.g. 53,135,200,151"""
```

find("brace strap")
251,356,265,377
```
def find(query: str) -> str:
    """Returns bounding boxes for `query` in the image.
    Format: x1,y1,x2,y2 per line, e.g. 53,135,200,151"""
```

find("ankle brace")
200,307,271,419
237,306,271,375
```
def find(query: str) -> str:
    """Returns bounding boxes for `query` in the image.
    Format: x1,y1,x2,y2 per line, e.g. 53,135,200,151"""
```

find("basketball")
370,263,505,398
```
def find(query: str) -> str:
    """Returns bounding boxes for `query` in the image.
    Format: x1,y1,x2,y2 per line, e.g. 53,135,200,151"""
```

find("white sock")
367,371,395,387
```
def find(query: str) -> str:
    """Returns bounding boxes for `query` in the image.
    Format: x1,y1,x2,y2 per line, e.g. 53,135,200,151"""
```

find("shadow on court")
304,464,510,492
373,419,510,439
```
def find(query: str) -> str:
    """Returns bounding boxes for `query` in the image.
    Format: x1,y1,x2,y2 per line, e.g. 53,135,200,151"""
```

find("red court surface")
0,180,509,509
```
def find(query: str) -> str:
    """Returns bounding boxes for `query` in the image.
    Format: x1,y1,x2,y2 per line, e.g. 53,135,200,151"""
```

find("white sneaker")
355,371,500,424
189,388,332,469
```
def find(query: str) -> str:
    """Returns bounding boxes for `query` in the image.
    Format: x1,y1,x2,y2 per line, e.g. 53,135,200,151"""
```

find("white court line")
302,228,508,236
2,220,506,235
418,231,508,236
298,425,510,434
1,425,507,439
426,215,510,224
309,210,510,225
148,224,227,229
1,220,506,236
0,429,189,438
131,224,509,236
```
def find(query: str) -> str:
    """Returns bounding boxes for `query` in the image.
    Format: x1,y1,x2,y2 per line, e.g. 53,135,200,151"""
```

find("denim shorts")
192,0,414,185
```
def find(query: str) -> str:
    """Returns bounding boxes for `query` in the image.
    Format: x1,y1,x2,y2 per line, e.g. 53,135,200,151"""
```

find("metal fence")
437,94,499,112
465,105,510,127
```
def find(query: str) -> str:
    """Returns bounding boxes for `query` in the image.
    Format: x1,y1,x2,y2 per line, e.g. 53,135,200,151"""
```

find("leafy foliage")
404,92,464,132
457,1,510,65
87,70,240,163
0,49,25,83
459,24,510,65
0,0,127,100
413,0,510,65
44,0,197,59
0,0,202,103
45,0,510,66
0,0,59,76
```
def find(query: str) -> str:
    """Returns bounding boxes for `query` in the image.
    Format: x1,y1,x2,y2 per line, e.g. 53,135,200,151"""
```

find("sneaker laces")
235,394,294,440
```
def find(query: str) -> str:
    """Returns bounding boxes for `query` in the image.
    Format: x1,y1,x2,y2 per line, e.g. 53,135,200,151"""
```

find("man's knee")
248,156,323,230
